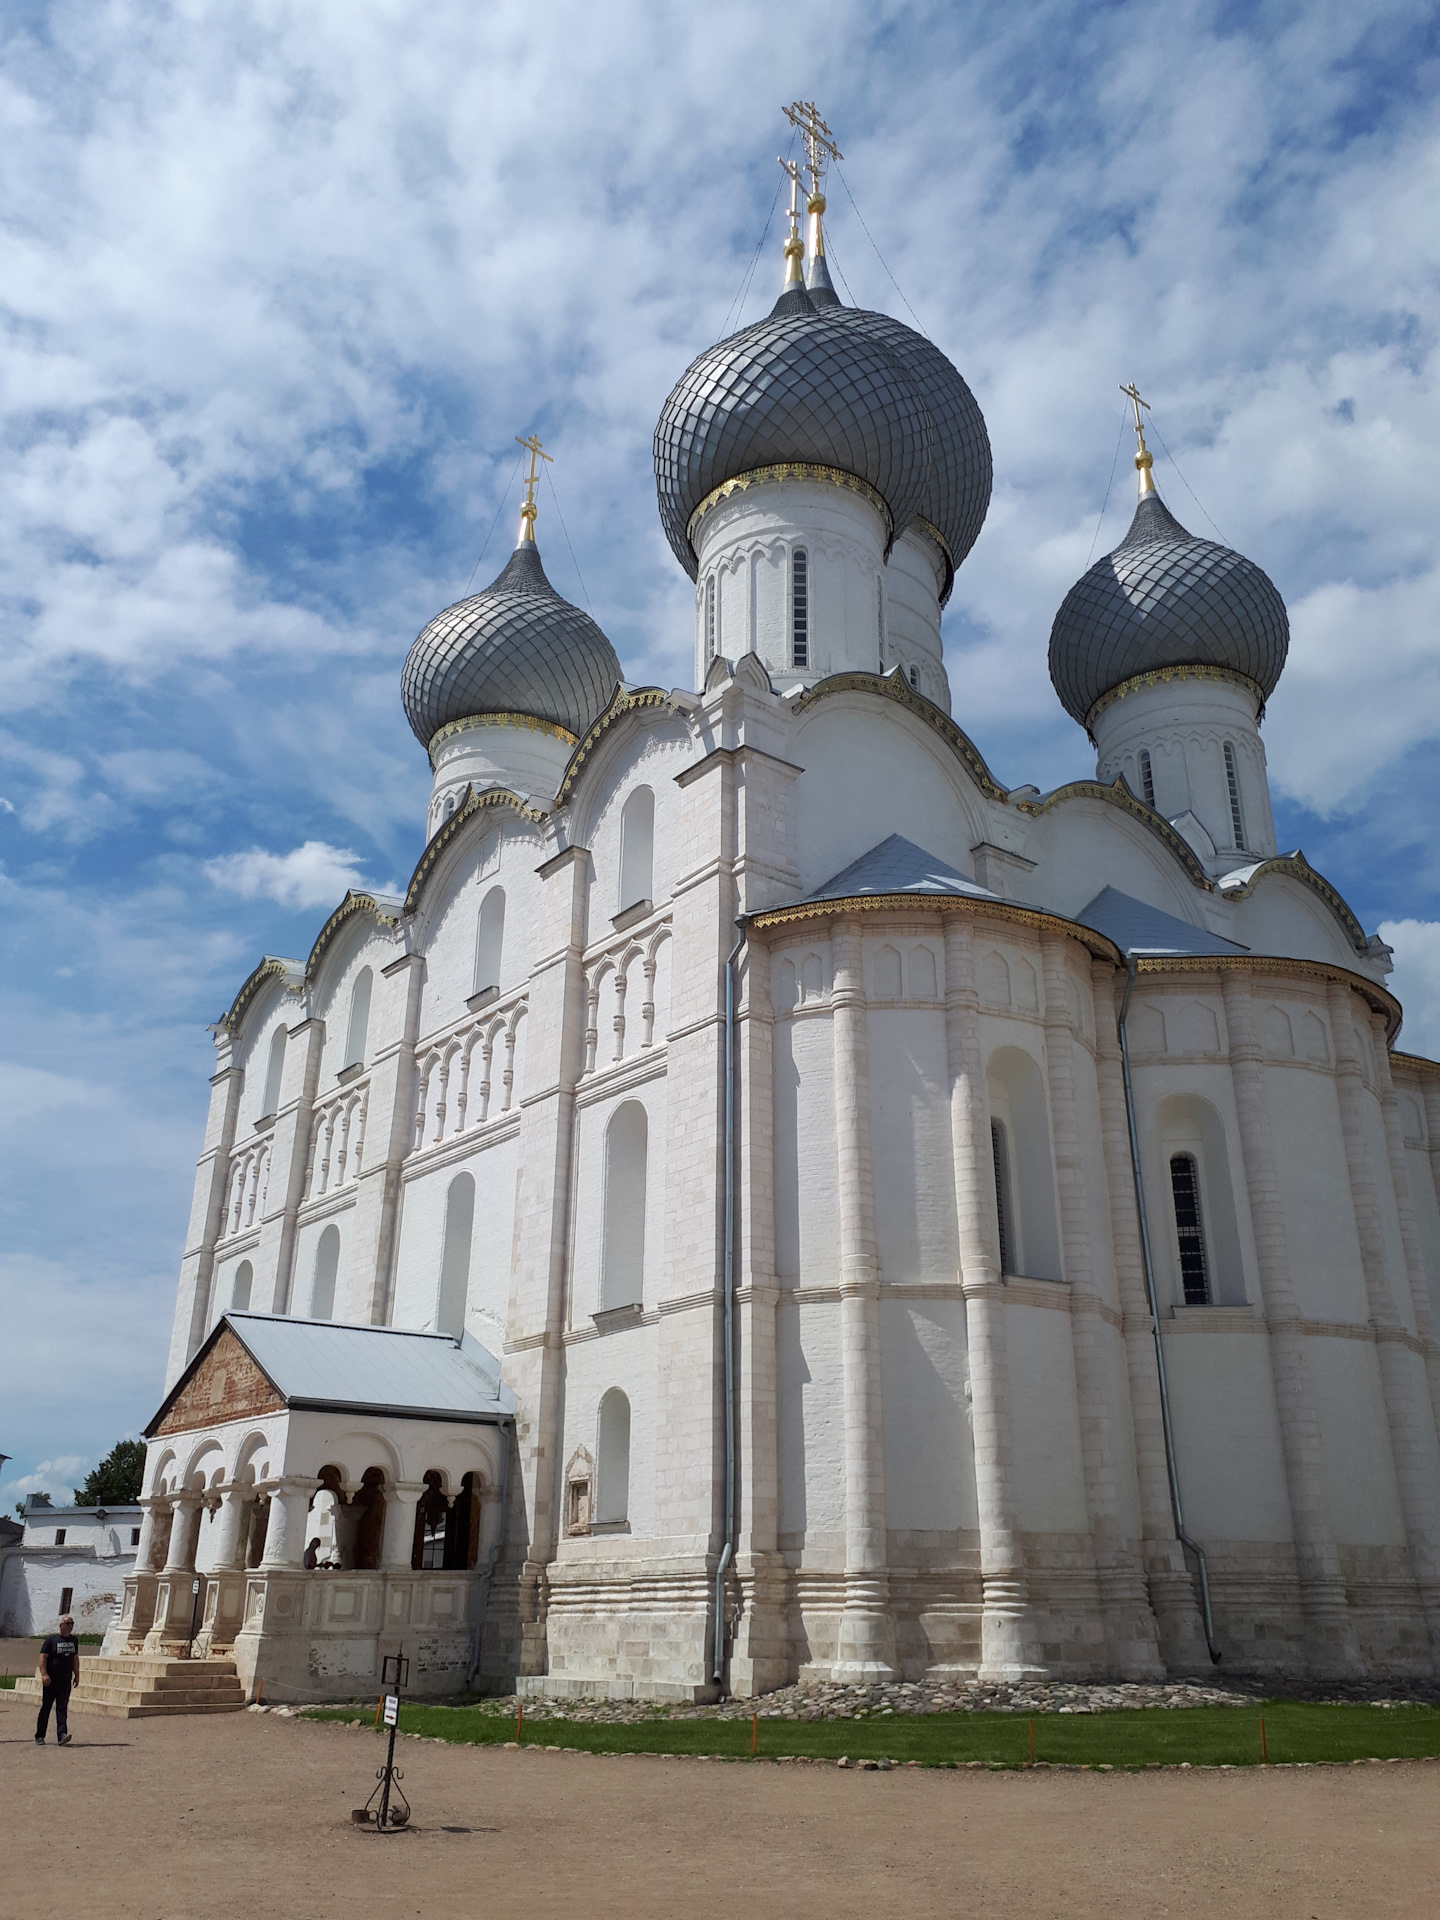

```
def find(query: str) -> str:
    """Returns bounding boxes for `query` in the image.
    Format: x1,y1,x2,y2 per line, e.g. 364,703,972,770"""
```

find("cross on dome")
1119,381,1156,497
514,431,553,544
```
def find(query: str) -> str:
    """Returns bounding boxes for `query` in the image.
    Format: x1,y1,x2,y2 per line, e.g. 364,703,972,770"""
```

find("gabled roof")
806,834,1003,905
147,1313,515,1436
1077,885,1249,958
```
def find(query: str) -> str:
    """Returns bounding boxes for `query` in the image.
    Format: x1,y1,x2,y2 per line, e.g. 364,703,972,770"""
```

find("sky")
3,0,1439,1510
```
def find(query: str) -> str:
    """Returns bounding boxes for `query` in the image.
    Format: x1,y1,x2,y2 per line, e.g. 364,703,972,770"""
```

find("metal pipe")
712,918,748,1683
1118,957,1222,1665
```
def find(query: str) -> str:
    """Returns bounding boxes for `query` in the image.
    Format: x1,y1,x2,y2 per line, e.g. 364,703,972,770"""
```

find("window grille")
1139,749,1155,809
991,1121,1014,1274
1223,742,1246,848
791,548,808,668
1169,1153,1212,1305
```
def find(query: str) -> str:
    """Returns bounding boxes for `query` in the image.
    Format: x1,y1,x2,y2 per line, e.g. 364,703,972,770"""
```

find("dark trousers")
36,1679,71,1742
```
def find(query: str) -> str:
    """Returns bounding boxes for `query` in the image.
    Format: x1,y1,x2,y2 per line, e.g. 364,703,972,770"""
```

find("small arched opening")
601,1101,648,1309
310,1225,340,1321
344,968,373,1071
231,1260,253,1313
261,1024,288,1118
474,886,506,995
619,786,655,914
412,1470,451,1571
436,1171,475,1337
985,1046,1061,1281
595,1389,631,1528
352,1466,387,1570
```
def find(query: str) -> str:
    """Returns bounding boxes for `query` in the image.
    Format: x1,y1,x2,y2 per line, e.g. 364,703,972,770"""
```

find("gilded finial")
784,101,842,275
1120,382,1156,497
778,156,804,286
514,431,553,544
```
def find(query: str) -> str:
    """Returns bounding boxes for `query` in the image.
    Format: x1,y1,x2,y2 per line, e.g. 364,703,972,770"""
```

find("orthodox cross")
515,431,552,542
777,155,804,283
1119,383,1156,494
784,100,842,202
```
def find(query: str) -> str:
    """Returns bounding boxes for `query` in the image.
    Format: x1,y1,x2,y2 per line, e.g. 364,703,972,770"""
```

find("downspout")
1118,956,1222,1665
467,1416,513,1691
712,918,748,1684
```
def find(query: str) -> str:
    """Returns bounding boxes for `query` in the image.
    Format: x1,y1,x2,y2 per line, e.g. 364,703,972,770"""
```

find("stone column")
1040,935,1161,1678
1091,959,1209,1668
381,1482,426,1570
259,1479,320,1571
1327,985,1440,1661
164,1494,204,1574
829,916,895,1680
1222,973,1362,1675
134,1497,166,1573
1373,1023,1440,1434
211,1487,250,1571
944,917,1044,1679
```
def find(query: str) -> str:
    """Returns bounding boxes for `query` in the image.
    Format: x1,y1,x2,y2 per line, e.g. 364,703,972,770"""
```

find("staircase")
13,1654,249,1719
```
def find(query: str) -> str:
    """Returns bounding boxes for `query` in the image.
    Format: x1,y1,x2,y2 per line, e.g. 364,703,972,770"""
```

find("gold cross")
784,101,842,202
1119,383,1156,494
515,431,553,540
1119,382,1150,435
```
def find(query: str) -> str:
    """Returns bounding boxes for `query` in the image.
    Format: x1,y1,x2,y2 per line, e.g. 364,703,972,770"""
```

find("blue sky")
3,0,1439,1508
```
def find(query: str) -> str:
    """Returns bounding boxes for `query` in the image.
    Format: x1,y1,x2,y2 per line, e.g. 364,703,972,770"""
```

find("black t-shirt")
41,1635,78,1685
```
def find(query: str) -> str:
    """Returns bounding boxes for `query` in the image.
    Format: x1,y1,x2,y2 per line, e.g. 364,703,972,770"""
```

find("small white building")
112,121,1440,1702
1,1501,142,1638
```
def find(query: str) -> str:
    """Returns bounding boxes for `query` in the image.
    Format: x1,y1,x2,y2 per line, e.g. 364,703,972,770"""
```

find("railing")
582,920,671,1077
305,1082,371,1199
413,993,528,1152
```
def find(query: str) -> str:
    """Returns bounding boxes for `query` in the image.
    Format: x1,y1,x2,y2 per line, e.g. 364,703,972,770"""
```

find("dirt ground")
3,1692,1438,1920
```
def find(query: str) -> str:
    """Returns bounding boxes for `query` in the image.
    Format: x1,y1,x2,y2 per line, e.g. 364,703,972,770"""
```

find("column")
1327,985,1440,1661
211,1486,250,1570
1373,1022,1440,1434
830,916,895,1680
381,1482,426,1570
1040,935,1161,1678
164,1494,203,1574
134,1497,165,1573
259,1479,320,1571
1223,974,1362,1675
1091,959,1209,1667
944,917,1044,1679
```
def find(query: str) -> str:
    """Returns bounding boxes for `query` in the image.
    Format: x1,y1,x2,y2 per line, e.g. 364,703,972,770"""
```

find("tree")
15,1492,53,1518
74,1440,145,1507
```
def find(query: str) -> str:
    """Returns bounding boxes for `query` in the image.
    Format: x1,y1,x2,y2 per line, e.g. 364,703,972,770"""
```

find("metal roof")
804,833,1005,905
211,1314,514,1425
400,539,621,748
1076,885,1249,958
1048,491,1289,727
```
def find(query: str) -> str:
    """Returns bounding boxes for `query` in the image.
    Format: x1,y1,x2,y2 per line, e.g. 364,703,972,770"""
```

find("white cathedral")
108,119,1440,1703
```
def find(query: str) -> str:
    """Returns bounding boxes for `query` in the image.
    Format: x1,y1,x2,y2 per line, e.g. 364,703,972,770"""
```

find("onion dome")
400,537,621,751
1048,488,1290,730
654,289,991,597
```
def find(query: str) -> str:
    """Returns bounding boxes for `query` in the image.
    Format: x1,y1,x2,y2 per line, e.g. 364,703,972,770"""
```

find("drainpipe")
712,918,748,1684
1118,956,1222,1665
467,1416,513,1692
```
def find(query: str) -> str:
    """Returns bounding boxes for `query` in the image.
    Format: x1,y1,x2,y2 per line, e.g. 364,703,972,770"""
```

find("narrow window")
791,548,808,668
344,968,373,1071
596,1389,631,1525
908,665,920,691
413,1473,450,1571
261,1025,287,1118
991,1120,1014,1275
1139,749,1155,809
705,575,718,661
876,575,885,669
130,1528,141,1547
1223,742,1246,848
601,1101,648,1308
436,1171,475,1337
1169,1153,1211,1305
310,1224,340,1320
619,787,655,912
231,1260,253,1312
474,886,506,994
443,794,456,822
59,1583,73,1612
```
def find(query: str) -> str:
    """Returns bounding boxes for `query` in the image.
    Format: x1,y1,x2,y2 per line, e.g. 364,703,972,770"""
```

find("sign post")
185,1578,202,1659
360,1649,411,1831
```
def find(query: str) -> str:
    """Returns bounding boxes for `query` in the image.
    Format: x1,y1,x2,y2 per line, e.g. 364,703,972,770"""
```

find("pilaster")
255,1016,326,1315
346,951,427,1325
168,1055,245,1384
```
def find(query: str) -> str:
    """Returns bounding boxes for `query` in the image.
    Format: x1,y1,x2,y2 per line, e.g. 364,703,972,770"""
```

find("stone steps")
13,1654,248,1720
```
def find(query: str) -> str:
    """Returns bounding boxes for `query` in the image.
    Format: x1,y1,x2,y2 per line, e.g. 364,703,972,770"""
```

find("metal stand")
357,1651,411,1831
184,1578,202,1659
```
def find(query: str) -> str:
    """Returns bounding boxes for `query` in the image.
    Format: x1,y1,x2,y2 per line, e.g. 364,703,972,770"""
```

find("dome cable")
1147,418,1229,545
544,464,595,618
1085,402,1131,568
721,129,797,338
834,164,927,336
461,448,524,597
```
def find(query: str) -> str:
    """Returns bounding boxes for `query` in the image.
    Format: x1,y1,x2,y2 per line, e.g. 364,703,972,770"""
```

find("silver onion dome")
1048,490,1290,729
400,539,622,750
655,288,995,586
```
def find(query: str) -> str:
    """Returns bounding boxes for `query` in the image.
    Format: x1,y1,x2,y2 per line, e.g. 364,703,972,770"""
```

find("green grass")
0,1676,15,1691
301,1700,1440,1769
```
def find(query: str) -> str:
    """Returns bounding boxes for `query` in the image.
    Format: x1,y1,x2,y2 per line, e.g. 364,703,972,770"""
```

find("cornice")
221,955,303,1036
1391,1049,1440,1081
789,669,1008,803
304,891,403,987
553,686,682,809
1084,663,1266,738
748,891,1123,963
427,709,578,769
686,462,892,553
403,783,545,919
1014,774,1216,892
1131,952,1402,1038
1217,853,1369,955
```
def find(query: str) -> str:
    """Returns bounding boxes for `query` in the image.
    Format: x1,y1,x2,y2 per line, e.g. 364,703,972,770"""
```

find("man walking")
35,1613,80,1746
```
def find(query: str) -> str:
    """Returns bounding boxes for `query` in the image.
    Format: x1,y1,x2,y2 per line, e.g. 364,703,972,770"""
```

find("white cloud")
1380,920,1440,1062
2,1456,92,1512
205,839,371,910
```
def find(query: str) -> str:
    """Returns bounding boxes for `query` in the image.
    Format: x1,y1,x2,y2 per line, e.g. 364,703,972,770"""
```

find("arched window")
344,968,373,1071
412,1471,450,1570
1169,1154,1211,1305
310,1225,340,1320
908,664,920,691
601,1101,648,1308
1223,742,1246,848
261,1025,288,1118
436,1171,475,1337
791,547,808,668
990,1122,1014,1274
474,886,506,995
596,1389,631,1525
619,787,654,914
231,1260,253,1313
443,793,456,822
985,1048,1062,1281
1139,749,1155,809
705,574,718,661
